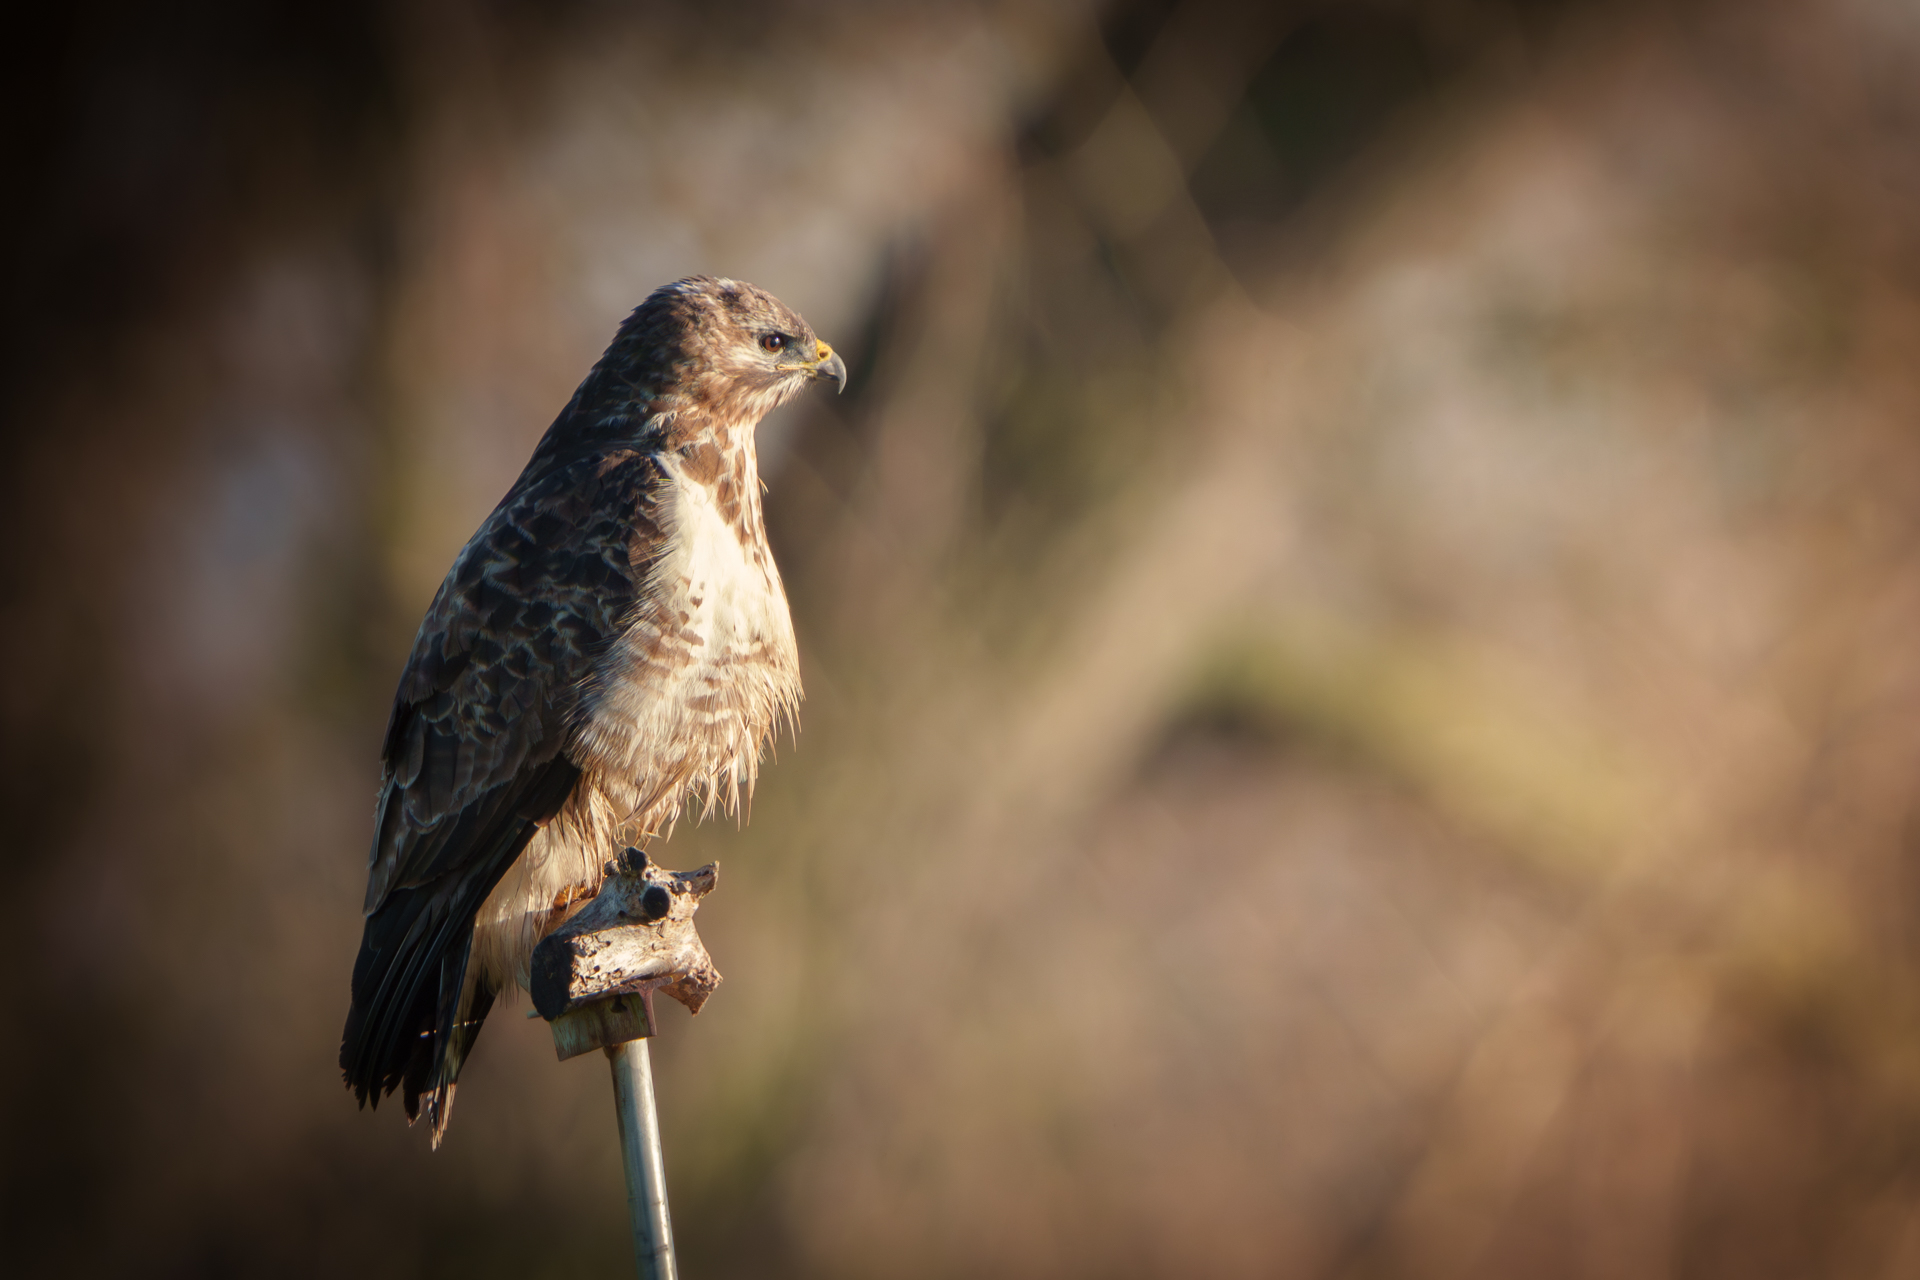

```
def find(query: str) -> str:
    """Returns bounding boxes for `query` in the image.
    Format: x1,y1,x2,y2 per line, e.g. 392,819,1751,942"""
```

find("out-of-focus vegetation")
9,0,1920,1275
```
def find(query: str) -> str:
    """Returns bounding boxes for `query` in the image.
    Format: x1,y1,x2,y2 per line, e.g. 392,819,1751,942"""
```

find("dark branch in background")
972,0,1599,557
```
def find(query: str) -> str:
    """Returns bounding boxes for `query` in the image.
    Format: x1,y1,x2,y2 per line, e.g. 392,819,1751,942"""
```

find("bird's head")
615,275,846,426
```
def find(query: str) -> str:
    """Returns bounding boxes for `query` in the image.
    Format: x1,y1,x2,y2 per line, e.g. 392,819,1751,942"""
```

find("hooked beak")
812,342,848,394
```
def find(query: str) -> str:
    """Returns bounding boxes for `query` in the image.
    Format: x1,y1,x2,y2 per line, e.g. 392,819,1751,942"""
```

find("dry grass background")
9,1,1920,1276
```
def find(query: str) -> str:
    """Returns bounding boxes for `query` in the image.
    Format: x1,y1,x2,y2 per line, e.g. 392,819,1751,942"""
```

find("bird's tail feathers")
339,754,583,1144
424,959,497,1148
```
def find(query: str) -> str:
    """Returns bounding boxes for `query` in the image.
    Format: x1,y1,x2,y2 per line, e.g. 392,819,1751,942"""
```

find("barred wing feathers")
341,445,668,1123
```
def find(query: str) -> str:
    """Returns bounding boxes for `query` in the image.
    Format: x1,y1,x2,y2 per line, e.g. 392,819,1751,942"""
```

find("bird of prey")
341,276,844,1143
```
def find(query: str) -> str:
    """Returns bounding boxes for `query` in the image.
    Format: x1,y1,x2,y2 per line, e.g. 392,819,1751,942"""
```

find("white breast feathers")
575,447,802,830
469,445,801,995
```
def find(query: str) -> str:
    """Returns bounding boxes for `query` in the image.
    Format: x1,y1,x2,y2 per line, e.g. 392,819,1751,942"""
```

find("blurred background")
8,0,1920,1275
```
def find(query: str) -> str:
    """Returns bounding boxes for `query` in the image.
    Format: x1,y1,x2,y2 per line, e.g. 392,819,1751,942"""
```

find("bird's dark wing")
340,445,668,1123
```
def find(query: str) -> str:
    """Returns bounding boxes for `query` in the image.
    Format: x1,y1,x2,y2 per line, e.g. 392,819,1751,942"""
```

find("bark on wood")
531,847,721,1061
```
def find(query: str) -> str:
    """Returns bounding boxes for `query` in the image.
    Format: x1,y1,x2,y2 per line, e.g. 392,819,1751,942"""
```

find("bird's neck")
665,413,772,566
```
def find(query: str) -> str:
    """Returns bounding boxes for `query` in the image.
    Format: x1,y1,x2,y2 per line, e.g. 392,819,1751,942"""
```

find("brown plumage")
341,276,844,1143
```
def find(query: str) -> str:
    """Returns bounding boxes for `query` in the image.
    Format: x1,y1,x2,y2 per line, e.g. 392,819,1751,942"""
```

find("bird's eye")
761,333,788,353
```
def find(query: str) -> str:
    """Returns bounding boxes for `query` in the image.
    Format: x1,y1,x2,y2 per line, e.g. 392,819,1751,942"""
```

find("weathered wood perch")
531,847,722,1060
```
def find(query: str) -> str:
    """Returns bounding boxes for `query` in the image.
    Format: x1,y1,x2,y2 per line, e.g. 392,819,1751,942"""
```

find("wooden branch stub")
531,848,721,1061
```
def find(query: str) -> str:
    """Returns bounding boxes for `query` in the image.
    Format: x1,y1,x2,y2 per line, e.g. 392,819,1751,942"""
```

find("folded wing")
340,445,666,1130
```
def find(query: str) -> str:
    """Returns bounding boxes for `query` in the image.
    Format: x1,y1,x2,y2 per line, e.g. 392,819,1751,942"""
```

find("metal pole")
608,1038,678,1280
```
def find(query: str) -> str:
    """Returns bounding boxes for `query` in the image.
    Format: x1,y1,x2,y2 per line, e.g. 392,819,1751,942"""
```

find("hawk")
341,276,844,1143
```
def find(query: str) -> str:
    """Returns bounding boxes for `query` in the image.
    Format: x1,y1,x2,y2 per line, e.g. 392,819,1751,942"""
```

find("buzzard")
341,276,844,1143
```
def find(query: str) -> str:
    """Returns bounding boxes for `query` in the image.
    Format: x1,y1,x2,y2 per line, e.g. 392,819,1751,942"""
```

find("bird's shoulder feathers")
364,444,671,910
